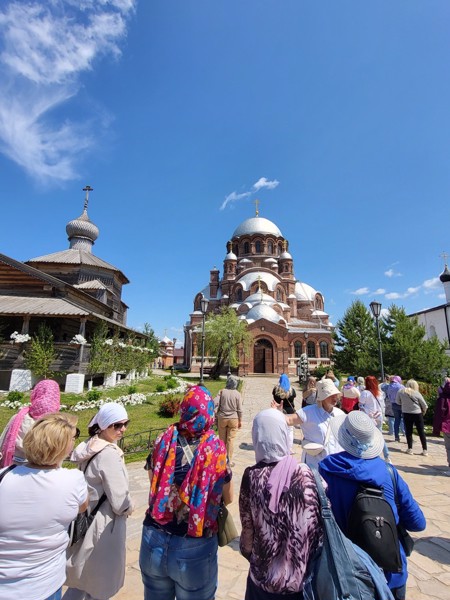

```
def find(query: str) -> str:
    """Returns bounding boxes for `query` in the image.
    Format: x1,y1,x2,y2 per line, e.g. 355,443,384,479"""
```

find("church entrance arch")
253,339,274,374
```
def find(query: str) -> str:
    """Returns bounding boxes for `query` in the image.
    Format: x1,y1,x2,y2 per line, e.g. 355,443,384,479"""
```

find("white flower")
10,332,31,343
70,334,87,345
104,339,114,346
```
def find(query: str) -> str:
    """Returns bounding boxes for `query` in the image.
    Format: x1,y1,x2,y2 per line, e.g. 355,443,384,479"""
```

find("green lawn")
0,376,227,463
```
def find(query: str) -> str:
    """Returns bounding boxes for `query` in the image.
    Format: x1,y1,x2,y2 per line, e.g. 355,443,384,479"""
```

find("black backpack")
346,482,402,573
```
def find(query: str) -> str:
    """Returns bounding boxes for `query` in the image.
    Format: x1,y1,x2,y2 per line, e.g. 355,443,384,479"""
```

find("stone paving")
113,376,450,600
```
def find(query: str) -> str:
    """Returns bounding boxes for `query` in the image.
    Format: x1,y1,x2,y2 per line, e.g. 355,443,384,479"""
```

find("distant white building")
408,264,450,356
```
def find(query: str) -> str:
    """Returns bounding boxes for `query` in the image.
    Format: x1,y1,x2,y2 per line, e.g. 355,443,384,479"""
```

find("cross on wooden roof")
83,185,93,211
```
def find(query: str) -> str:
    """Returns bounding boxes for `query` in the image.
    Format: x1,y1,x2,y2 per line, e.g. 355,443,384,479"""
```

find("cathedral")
184,210,333,375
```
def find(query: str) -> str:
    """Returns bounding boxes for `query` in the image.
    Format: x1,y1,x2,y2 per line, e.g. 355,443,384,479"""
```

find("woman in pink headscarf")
0,379,60,467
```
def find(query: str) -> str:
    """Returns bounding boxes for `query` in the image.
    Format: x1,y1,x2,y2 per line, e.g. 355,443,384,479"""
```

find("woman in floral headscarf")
140,385,232,600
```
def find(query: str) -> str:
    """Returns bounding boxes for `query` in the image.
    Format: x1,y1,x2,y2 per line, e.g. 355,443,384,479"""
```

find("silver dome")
66,209,99,243
245,303,286,324
232,217,282,238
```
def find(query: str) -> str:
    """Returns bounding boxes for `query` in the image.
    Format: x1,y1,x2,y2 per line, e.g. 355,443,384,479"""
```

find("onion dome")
440,265,450,283
66,189,99,253
232,217,282,238
279,250,292,260
245,303,286,325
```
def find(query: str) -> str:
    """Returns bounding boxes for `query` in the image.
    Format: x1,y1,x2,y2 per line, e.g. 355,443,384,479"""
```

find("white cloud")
438,293,446,299
385,292,403,299
385,268,402,278
0,1,135,182
373,288,386,295
422,277,440,290
351,287,369,295
220,176,279,210
380,308,390,318
220,191,252,211
252,177,279,191
406,286,420,295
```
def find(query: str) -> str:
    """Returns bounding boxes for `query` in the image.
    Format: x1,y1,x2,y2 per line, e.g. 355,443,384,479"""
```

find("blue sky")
0,1,449,343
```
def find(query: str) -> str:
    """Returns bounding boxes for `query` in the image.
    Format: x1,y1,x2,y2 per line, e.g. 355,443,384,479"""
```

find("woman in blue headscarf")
272,374,297,451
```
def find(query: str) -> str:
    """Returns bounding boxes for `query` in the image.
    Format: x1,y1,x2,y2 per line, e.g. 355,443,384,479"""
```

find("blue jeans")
376,423,390,459
386,416,395,435
392,403,405,439
46,589,62,600
139,525,218,600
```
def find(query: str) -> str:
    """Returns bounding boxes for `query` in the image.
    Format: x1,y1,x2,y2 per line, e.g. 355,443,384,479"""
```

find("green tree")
333,300,378,375
142,323,160,359
24,323,57,379
382,305,450,382
88,321,113,380
204,307,252,378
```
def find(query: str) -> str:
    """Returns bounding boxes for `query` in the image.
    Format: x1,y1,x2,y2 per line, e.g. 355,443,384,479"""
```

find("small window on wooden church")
294,341,302,357
320,342,329,358
244,242,250,254
307,341,316,358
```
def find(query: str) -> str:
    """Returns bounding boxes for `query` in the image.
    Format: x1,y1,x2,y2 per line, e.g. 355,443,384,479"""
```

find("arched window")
320,342,329,358
294,341,302,358
276,288,282,302
255,240,262,253
236,288,243,302
307,341,316,358
244,242,250,254
268,241,273,254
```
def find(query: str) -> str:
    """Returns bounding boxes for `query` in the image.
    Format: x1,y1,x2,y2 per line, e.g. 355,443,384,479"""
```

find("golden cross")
254,198,260,217
440,251,449,266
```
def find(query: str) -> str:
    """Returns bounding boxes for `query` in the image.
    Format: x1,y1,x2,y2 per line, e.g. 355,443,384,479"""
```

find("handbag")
68,492,107,546
217,502,239,547
68,450,107,547
302,419,332,456
387,464,415,556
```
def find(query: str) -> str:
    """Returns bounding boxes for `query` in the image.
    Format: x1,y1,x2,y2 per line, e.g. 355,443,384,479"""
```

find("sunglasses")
109,420,130,430
73,427,80,440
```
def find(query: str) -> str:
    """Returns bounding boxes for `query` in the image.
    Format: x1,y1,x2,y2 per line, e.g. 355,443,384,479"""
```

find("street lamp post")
171,337,177,375
227,331,232,377
370,301,385,381
199,297,209,385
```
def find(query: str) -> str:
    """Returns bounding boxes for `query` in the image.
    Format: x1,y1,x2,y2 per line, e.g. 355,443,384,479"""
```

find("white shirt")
0,465,87,600
296,404,345,467
359,390,385,427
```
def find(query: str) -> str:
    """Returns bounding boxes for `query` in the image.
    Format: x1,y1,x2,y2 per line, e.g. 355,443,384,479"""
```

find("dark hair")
88,424,101,437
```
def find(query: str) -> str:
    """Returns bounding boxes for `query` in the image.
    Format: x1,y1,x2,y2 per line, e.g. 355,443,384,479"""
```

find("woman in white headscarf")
64,403,134,600
239,408,323,600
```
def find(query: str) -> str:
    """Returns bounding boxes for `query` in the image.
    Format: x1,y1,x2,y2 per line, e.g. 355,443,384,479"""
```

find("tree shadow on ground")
239,442,254,452
413,536,450,565
393,462,448,477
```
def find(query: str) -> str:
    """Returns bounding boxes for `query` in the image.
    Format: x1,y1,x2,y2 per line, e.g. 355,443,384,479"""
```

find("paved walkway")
113,376,450,600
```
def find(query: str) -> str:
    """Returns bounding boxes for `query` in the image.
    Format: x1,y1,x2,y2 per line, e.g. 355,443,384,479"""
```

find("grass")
0,375,227,464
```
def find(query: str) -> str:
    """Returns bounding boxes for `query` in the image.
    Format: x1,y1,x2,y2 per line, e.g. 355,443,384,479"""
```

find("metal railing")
118,427,166,455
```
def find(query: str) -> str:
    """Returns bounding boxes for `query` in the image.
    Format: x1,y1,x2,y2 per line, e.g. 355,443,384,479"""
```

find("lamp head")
369,301,382,318
200,296,209,314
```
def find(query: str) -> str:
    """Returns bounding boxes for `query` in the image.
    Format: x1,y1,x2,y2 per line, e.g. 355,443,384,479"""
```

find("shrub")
419,381,438,426
156,383,166,393
166,379,177,389
127,384,138,394
158,394,182,417
86,389,102,402
7,390,25,403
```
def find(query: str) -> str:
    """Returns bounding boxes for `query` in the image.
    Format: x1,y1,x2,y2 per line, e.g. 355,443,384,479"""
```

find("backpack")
346,480,402,573
303,468,394,600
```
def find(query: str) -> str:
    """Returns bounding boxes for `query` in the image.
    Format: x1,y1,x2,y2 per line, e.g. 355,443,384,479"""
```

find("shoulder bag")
68,451,107,547
387,464,415,556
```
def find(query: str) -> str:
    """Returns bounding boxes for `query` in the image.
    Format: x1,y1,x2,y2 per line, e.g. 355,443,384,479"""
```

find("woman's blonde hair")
405,379,419,396
23,413,78,466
